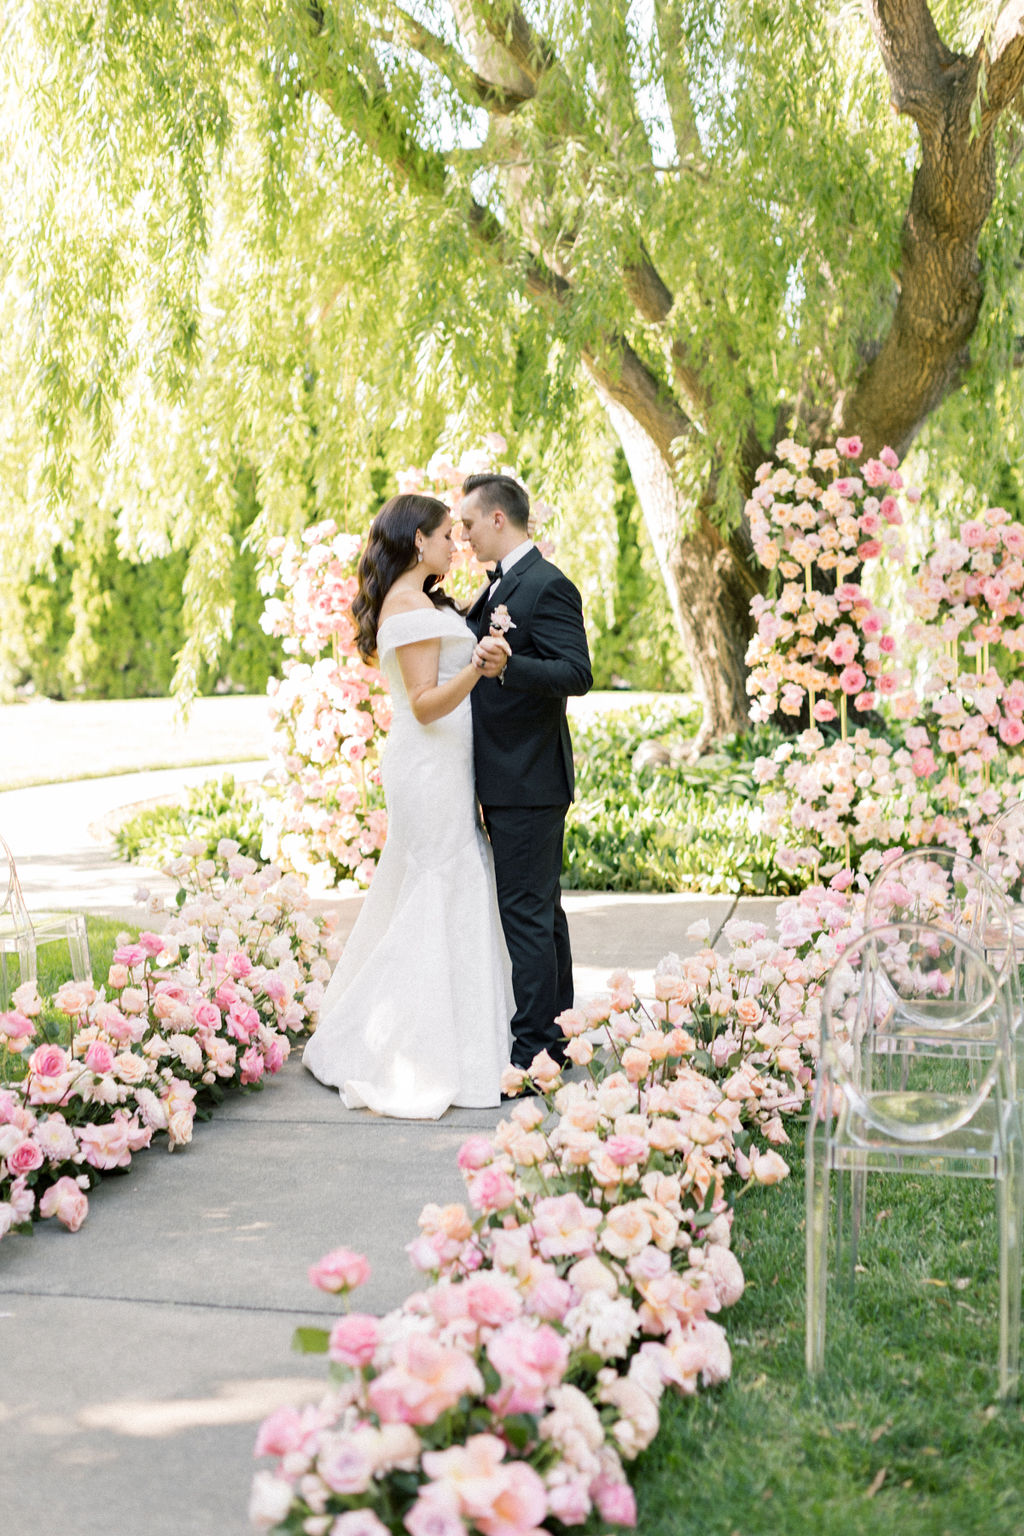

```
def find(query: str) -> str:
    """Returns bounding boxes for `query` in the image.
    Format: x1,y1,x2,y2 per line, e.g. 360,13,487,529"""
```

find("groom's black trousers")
482,803,573,1070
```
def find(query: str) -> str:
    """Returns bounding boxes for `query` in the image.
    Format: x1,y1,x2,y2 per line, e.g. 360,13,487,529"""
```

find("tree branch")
868,0,963,132
298,5,697,460
982,0,1024,121
842,0,1024,454
653,0,709,167
474,0,557,85
379,4,532,114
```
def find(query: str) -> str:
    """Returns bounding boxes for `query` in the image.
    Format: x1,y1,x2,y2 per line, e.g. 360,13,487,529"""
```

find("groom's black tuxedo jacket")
466,547,592,807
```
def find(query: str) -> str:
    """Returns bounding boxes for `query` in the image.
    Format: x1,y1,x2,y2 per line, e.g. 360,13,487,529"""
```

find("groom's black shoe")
500,1089,538,1102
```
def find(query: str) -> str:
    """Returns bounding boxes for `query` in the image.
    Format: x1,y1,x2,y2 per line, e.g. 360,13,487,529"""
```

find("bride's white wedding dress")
303,606,514,1117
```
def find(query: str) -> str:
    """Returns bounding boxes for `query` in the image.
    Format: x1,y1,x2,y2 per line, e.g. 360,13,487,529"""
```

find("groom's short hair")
462,473,530,530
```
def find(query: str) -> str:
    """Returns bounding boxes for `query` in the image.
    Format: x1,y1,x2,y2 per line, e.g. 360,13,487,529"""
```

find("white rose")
248,1470,295,1530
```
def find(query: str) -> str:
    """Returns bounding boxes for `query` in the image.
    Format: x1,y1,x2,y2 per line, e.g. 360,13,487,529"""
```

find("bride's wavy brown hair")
352,494,457,662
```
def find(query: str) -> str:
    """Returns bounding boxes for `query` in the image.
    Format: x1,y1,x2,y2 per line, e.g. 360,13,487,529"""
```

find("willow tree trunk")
598,391,760,745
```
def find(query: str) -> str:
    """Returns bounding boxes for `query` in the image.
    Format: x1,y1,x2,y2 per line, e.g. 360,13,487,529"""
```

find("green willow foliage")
1,3,1022,696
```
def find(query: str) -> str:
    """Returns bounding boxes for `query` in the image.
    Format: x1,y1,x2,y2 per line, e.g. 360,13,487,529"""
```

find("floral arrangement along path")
0,890,718,1536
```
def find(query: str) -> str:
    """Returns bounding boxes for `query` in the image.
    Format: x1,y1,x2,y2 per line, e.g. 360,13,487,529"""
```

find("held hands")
473,635,511,677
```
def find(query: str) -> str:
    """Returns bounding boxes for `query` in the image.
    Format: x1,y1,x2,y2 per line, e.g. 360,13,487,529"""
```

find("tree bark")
298,0,1024,744
843,0,1024,455
592,382,759,745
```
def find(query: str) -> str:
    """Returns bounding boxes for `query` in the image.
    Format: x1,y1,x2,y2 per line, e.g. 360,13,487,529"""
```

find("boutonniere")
489,604,516,637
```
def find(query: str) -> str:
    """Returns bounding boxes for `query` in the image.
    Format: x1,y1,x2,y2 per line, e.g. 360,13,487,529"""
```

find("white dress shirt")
488,539,535,597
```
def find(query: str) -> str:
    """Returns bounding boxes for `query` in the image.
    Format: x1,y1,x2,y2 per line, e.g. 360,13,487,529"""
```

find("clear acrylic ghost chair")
806,922,1023,1399
981,801,1024,944
864,846,1024,1088
0,833,92,1007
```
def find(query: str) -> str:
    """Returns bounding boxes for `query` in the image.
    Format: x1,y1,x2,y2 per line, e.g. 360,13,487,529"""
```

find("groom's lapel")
492,546,541,610
466,587,489,633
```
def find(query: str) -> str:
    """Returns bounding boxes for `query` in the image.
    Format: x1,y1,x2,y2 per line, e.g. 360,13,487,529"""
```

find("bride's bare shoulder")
378,591,435,624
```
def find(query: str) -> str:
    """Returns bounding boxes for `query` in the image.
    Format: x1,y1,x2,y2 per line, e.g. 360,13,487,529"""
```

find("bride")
303,493,514,1117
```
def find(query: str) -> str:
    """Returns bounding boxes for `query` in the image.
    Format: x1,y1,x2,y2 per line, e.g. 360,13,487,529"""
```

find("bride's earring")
416,547,423,564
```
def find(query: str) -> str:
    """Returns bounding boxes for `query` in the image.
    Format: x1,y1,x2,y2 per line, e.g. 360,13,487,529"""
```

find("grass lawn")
1,916,135,1078
635,1122,1024,1535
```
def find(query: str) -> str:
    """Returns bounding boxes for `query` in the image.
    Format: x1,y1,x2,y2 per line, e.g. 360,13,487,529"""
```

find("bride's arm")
397,636,508,725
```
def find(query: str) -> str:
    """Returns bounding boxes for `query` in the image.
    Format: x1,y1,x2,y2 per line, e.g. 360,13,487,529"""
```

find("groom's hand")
474,636,510,677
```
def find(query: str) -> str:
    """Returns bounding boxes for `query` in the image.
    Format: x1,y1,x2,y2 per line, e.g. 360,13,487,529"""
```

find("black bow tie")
486,563,503,582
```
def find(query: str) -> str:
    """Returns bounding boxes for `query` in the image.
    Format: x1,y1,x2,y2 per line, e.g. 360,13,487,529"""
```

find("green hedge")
113,713,798,898
5,498,282,701
564,707,797,895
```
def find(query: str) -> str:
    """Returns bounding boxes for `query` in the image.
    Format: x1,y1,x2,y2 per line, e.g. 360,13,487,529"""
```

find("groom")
460,473,593,1071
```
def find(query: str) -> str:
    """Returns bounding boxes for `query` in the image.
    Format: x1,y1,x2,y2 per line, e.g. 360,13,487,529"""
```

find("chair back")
0,833,34,938
865,846,1021,1012
819,922,1010,1142
981,801,1024,923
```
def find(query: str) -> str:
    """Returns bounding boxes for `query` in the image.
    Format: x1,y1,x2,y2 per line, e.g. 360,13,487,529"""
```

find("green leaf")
292,1326,330,1355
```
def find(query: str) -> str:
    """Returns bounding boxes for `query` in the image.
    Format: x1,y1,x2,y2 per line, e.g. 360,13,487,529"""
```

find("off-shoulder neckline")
377,607,468,646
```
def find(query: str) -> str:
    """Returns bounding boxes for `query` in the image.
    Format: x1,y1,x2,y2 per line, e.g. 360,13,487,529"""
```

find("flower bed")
0,843,337,1241
747,437,1024,876
249,885,859,1534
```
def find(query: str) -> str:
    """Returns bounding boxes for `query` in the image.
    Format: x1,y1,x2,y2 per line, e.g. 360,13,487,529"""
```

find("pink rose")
605,1133,649,1167
308,1246,371,1293
84,1040,116,1075
78,1119,132,1171
530,1192,602,1258
226,1002,259,1042
263,1035,288,1074
328,1312,380,1367
8,1175,35,1222
39,1176,89,1231
456,1135,493,1172
28,1044,69,1078
112,944,147,968
368,1333,483,1426
461,1274,524,1328
0,1011,35,1048
813,699,838,723
192,1000,221,1030
239,1046,265,1084
839,664,867,695
328,1513,390,1536
999,717,1024,746
836,435,862,459
486,1322,569,1414
137,931,165,957
316,1432,376,1495
6,1138,44,1175
592,1475,638,1526
467,1165,517,1214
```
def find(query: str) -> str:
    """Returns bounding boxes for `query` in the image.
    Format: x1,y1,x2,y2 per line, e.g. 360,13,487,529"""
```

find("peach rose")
39,1176,89,1232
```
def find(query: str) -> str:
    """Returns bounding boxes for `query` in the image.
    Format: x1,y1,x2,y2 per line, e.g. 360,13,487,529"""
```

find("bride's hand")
474,636,511,677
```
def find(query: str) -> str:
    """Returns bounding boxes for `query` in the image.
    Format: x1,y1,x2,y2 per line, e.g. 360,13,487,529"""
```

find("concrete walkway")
0,692,681,791
0,701,770,1536
2,895,780,1536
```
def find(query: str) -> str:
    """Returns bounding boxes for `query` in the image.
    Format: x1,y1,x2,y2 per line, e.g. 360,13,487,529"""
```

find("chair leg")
997,1133,1024,1399
68,916,92,985
0,947,8,1010
17,937,37,992
806,1120,830,1379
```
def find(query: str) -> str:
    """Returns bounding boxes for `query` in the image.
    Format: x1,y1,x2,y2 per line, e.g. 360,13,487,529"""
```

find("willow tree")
4,1,1024,736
